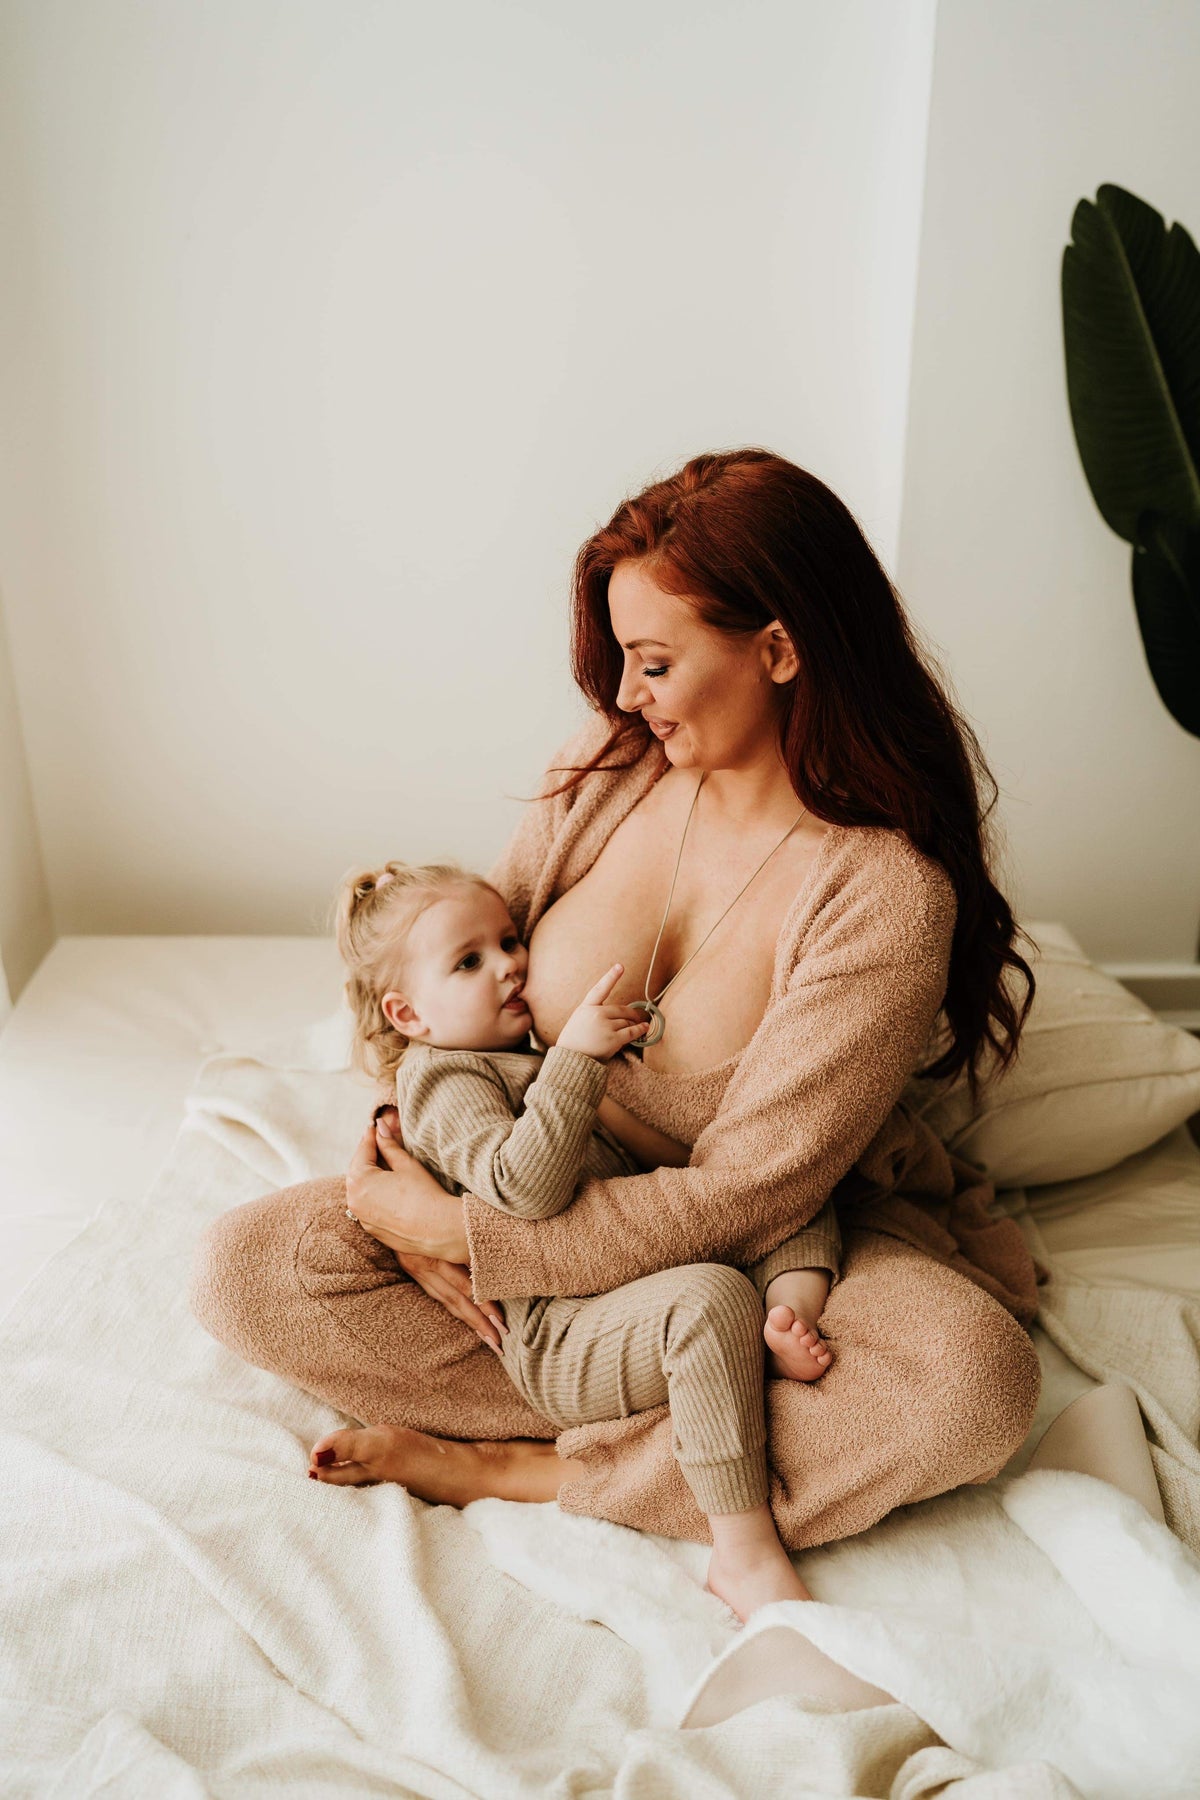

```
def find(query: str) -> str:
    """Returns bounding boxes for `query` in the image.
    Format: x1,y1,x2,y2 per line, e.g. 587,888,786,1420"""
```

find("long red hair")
546,447,1035,1103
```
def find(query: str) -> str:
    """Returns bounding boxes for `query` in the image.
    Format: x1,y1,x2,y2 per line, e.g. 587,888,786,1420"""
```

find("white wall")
0,0,936,936
897,0,1200,961
0,591,53,1004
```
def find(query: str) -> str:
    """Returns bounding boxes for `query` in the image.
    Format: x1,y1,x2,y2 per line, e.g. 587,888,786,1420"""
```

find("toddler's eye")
456,953,481,971
501,935,519,951
642,665,668,678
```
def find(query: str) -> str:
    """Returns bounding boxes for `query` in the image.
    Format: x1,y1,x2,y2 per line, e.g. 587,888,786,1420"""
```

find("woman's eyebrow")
623,638,671,649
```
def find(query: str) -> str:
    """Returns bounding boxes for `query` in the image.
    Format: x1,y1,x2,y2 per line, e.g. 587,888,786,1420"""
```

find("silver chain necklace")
629,771,808,1051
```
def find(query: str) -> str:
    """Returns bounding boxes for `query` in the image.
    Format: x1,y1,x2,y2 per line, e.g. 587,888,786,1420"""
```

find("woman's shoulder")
787,822,957,971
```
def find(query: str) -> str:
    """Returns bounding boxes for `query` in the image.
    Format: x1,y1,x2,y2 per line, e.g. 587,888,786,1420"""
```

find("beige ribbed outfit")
192,711,1044,1550
395,1038,843,1514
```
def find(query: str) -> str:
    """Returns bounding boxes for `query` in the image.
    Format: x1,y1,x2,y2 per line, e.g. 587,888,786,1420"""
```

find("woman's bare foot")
764,1304,833,1381
308,1425,583,1506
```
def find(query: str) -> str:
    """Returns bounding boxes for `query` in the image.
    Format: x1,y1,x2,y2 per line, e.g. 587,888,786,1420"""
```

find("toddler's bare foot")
706,1538,813,1623
764,1304,834,1381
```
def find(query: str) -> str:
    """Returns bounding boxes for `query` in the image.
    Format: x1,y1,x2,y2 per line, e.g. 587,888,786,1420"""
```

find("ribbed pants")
498,1263,774,1516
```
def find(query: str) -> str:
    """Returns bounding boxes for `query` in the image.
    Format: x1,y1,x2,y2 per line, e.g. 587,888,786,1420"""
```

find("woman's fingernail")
314,1448,336,1467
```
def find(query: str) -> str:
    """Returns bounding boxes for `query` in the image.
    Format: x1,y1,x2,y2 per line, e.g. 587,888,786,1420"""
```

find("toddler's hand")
557,962,651,1062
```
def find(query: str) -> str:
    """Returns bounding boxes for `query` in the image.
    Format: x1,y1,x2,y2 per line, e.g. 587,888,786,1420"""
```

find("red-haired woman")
192,449,1042,1692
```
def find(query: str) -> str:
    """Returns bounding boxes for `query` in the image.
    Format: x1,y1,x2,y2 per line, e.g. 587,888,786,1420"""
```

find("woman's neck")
687,751,802,833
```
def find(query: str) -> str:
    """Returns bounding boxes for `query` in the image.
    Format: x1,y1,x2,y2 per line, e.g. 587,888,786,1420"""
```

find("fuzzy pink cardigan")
464,713,1041,1331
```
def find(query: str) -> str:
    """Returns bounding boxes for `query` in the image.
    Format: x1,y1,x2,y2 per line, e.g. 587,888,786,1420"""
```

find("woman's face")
607,558,798,773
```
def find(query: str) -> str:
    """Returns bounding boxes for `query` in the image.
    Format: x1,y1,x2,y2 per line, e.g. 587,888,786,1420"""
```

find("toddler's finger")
580,962,624,1007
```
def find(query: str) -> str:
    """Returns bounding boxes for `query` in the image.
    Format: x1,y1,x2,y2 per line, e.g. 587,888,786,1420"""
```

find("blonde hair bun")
332,858,500,1084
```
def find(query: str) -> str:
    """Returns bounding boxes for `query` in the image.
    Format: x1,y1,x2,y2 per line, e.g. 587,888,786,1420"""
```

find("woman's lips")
646,718,678,739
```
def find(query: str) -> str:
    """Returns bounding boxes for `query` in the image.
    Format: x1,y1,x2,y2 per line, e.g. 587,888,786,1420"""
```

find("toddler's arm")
403,1047,609,1221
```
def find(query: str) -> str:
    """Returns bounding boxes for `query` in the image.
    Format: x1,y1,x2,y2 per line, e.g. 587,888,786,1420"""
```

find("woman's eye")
642,665,668,678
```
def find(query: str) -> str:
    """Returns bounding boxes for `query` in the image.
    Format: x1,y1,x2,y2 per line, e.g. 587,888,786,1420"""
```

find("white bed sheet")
5,934,1200,1320
4,990,1199,1796
0,936,345,1319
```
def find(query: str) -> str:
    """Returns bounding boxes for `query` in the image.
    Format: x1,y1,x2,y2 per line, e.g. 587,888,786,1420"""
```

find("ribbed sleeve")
745,1202,844,1302
398,1045,608,1221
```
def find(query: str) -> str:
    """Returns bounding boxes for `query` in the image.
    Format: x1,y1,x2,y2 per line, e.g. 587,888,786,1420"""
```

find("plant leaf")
1131,511,1200,739
1063,184,1200,541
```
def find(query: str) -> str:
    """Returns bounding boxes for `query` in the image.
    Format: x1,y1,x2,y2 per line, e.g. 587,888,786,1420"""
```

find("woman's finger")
434,1260,508,1334
424,1272,504,1348
374,1106,406,1147
374,1117,414,1173
348,1120,382,1178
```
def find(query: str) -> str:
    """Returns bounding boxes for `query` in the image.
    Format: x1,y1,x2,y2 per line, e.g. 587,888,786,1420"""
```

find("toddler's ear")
381,990,419,1036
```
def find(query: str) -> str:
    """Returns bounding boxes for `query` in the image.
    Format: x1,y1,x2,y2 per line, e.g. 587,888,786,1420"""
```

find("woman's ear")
762,620,799,685
381,990,422,1039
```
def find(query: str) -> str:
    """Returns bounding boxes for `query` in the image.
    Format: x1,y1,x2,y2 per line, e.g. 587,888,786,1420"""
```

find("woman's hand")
395,1251,509,1352
345,1107,470,1263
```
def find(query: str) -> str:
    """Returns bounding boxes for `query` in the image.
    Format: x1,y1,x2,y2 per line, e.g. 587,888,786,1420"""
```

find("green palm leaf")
1062,184,1200,540
1132,513,1200,736
1063,184,1200,742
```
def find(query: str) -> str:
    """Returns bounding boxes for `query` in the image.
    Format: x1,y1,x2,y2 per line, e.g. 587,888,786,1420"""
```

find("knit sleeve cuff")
464,1193,552,1302
534,1044,609,1111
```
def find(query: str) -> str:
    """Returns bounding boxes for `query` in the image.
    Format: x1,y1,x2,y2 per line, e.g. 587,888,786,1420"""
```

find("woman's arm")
596,1095,691,1170
462,844,957,1303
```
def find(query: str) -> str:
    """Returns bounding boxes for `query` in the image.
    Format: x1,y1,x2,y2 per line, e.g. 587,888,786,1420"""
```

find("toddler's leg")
509,1264,881,1640
745,1202,842,1383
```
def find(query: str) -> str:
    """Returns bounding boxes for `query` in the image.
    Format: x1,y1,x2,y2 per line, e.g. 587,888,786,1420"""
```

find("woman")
192,447,1042,1563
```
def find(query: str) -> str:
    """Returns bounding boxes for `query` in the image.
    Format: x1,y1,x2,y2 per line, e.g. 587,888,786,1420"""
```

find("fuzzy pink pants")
190,1175,1042,1548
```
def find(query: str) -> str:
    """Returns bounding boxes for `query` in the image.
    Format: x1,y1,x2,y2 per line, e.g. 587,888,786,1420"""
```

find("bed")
2,928,1199,1798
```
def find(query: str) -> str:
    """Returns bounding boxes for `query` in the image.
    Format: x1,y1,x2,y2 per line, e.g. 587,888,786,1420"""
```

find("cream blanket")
2,1024,1199,1799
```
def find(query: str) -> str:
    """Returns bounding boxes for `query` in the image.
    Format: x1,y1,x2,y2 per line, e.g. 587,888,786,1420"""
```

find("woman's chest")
524,776,831,1074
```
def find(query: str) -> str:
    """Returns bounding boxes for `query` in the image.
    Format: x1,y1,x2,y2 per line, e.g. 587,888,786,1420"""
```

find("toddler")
313,859,845,1622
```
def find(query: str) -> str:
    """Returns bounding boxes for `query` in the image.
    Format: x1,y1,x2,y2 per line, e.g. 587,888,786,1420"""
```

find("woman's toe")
309,1427,369,1474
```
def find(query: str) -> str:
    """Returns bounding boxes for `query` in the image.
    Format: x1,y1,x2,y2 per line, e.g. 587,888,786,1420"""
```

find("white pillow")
907,920,1200,1189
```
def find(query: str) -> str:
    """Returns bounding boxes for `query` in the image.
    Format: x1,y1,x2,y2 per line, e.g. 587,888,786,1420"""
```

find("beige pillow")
907,920,1200,1189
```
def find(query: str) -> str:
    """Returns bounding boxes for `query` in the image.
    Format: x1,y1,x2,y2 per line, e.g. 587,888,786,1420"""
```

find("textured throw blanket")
2,1023,1199,1799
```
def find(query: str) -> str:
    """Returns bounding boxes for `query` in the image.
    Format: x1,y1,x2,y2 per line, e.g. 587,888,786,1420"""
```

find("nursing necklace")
630,771,808,1052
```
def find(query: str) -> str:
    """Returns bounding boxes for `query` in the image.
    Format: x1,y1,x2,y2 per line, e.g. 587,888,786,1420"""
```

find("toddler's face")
380,883,533,1051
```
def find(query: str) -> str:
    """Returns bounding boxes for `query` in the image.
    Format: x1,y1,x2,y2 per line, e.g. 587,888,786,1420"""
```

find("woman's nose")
615,664,651,714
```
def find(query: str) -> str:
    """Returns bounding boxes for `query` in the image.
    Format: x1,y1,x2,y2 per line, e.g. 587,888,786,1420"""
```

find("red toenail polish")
314,1448,335,1467
308,1470,318,1479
